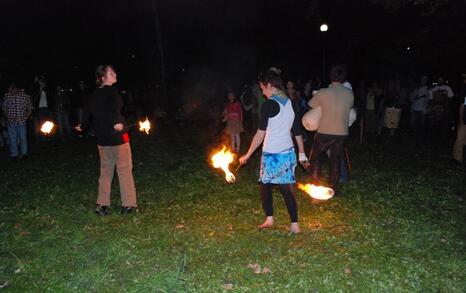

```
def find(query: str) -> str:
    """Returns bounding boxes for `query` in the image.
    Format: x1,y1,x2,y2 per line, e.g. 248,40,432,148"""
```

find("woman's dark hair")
329,65,347,83
95,65,115,85
227,91,236,101
259,67,285,90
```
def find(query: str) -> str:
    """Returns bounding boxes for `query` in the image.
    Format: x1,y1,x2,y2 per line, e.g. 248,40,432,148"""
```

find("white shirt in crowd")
343,81,353,90
430,84,454,99
38,90,48,108
410,86,431,112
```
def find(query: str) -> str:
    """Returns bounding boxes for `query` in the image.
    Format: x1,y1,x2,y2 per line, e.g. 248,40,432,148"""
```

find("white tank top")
263,96,295,153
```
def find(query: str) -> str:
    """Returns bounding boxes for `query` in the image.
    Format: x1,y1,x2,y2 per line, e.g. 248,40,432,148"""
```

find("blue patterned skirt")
259,148,297,184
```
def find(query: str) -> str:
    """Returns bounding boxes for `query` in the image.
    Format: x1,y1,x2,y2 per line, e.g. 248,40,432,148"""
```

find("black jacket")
83,85,128,146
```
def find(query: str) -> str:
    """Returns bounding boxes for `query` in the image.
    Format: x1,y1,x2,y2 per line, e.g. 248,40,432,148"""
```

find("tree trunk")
151,0,168,110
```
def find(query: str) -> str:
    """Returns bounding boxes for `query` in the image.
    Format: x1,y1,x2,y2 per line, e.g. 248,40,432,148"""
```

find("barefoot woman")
239,68,308,234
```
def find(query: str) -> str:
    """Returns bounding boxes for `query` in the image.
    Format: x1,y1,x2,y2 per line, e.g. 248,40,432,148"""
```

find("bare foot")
289,222,301,234
257,216,274,229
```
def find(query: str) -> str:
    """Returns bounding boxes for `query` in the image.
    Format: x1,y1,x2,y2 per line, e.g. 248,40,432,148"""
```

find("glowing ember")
139,117,151,134
211,146,236,183
297,183,334,200
40,121,55,134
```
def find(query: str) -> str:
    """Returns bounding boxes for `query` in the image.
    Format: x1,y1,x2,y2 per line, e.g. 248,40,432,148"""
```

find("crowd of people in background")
235,72,465,164
1,70,465,166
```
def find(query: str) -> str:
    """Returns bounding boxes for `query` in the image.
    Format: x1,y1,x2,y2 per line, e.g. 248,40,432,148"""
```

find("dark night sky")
1,0,465,87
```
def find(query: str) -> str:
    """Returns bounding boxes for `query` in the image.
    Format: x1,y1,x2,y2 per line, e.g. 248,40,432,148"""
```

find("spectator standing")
452,74,466,164
430,77,455,139
54,85,72,140
309,66,354,194
33,77,52,141
410,76,430,134
73,80,88,125
224,92,243,153
1,83,33,161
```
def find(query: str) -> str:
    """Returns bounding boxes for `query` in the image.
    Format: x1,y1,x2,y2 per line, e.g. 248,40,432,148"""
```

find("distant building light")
320,24,329,32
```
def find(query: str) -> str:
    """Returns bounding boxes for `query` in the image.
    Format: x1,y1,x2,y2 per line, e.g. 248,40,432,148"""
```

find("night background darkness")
1,1,466,291
1,0,466,93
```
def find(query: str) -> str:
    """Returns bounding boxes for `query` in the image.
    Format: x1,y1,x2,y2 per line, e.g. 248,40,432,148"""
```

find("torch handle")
234,162,244,173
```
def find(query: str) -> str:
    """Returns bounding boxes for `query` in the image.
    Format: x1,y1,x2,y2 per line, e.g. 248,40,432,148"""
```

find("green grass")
0,124,465,292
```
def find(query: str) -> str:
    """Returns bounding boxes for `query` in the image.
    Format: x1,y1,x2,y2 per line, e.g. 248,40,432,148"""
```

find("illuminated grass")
0,126,464,292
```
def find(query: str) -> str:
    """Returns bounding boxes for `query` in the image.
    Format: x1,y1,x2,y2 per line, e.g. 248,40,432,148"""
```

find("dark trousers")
310,133,347,190
260,183,298,223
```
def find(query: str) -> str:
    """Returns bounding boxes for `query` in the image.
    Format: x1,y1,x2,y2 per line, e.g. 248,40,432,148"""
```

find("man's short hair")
329,65,347,83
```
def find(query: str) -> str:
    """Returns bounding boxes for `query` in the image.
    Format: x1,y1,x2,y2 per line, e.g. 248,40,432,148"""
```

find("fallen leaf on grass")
175,224,185,229
223,283,233,290
19,231,30,236
227,224,233,231
247,263,271,274
261,267,272,274
344,268,351,275
0,281,9,288
307,222,322,230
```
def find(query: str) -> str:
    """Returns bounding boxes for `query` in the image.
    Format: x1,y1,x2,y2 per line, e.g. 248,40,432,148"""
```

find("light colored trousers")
453,124,466,162
97,143,137,207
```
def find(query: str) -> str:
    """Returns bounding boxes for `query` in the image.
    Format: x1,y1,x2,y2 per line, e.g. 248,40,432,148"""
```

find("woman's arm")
295,134,309,168
239,130,265,164
294,135,305,154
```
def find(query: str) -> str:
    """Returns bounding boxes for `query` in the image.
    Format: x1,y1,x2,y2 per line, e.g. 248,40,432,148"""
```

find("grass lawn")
0,124,465,292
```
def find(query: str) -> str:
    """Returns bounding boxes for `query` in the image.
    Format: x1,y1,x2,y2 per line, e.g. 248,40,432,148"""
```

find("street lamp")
320,23,329,82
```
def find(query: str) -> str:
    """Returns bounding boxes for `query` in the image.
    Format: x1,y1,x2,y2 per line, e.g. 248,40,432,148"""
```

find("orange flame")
40,121,55,134
139,117,151,134
297,183,334,200
211,146,236,183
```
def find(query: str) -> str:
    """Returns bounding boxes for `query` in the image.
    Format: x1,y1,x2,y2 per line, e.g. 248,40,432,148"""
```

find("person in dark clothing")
73,80,88,126
77,65,137,215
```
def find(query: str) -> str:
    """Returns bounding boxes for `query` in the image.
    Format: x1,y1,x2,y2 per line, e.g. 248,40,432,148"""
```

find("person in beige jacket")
308,65,354,194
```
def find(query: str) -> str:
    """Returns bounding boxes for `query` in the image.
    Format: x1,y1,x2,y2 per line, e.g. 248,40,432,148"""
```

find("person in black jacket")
77,65,137,215
452,74,466,164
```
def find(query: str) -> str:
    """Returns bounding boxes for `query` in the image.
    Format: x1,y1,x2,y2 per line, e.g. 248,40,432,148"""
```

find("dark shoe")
95,205,109,216
121,206,133,214
21,154,28,160
10,156,19,163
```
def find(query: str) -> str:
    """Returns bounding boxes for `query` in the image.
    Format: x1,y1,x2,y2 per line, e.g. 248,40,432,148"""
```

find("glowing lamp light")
320,24,329,32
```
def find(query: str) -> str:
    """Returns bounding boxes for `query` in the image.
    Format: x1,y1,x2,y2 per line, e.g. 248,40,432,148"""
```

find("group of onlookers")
223,71,466,168
0,76,89,160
